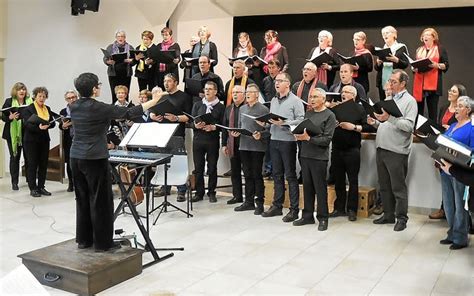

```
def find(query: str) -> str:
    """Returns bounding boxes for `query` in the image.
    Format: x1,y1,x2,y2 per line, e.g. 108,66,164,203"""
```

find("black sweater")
191,100,225,143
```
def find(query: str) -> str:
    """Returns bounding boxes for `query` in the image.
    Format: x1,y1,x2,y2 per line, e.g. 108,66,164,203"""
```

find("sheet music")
416,115,428,130
241,113,257,120
0,264,49,295
119,122,179,148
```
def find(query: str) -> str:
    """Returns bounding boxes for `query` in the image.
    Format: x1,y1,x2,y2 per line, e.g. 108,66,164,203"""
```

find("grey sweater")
300,108,337,161
269,92,305,141
374,90,418,155
239,102,270,152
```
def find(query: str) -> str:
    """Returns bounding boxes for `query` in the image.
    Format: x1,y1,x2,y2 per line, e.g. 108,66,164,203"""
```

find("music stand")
111,122,181,268
149,136,193,224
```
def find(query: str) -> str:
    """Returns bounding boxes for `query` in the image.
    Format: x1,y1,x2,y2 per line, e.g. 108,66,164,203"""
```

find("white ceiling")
210,0,474,16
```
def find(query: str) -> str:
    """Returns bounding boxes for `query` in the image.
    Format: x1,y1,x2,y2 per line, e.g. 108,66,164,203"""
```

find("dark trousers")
333,147,361,213
376,148,409,222
417,91,439,121
230,148,243,200
137,77,154,91
241,150,265,204
154,72,166,90
71,158,114,249
6,139,23,185
24,140,49,190
270,140,299,210
264,144,272,173
108,75,131,104
193,139,219,198
301,157,328,221
64,141,73,187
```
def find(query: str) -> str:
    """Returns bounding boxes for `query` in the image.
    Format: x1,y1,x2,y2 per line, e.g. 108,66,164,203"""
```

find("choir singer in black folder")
70,73,167,252
190,80,225,203
307,30,340,88
329,85,373,222
292,88,336,231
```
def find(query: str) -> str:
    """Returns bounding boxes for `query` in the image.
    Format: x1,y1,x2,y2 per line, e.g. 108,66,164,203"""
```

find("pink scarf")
352,47,371,78
159,38,175,72
263,42,282,73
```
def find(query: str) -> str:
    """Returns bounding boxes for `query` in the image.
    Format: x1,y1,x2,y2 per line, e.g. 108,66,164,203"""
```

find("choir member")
261,73,304,222
291,62,327,105
1,82,33,190
233,83,270,214
186,26,218,77
262,59,281,103
438,96,474,250
191,55,225,102
149,73,192,202
222,85,246,205
191,81,225,203
329,63,366,102
22,87,56,197
154,27,181,90
259,30,289,74
59,90,78,192
374,26,409,100
133,89,152,123
307,30,340,88
71,72,167,251
224,60,254,106
293,88,336,231
103,29,134,104
368,70,417,232
429,84,468,220
330,85,372,221
413,27,449,121
132,30,155,91
351,31,373,93
231,32,260,86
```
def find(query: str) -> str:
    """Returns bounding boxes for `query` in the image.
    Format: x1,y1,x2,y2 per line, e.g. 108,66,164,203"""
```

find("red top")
441,109,454,126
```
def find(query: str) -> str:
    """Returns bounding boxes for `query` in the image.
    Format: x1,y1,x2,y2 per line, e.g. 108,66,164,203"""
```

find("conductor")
70,72,166,252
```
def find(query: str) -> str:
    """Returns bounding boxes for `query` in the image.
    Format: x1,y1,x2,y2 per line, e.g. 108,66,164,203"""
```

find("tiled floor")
0,177,473,295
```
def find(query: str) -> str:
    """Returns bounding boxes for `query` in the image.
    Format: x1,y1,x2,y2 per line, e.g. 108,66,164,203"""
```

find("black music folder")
242,112,287,124
183,111,217,125
361,98,381,118
361,98,402,118
337,53,367,66
415,114,445,136
215,124,253,136
373,47,392,61
148,47,175,63
101,48,127,63
228,55,249,62
306,52,335,66
291,118,321,136
181,52,199,65
129,49,147,60
431,134,473,168
326,92,342,102
404,53,432,73
27,114,56,125
1,105,28,115
185,77,220,96
331,100,363,123
149,99,180,116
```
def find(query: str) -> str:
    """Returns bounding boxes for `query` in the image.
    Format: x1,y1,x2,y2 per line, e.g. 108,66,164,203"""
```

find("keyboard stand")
110,160,182,268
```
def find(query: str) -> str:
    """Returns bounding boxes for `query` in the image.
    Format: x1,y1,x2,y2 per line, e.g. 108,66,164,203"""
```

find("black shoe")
282,209,299,223
234,203,255,212
348,210,357,222
12,184,19,191
223,169,232,177
254,204,264,215
262,171,272,178
95,242,122,253
393,220,407,231
373,216,395,224
209,194,217,203
261,205,283,217
373,205,384,215
38,188,52,196
77,242,93,249
297,175,303,184
449,243,467,250
30,190,41,197
191,195,203,202
293,218,315,226
318,220,328,231
439,238,453,245
67,185,74,192
329,209,346,218
227,197,243,205
177,192,186,202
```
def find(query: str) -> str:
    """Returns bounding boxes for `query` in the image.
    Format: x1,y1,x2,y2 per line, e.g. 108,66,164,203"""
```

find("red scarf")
159,38,175,72
296,78,319,110
352,47,371,78
263,42,282,73
413,45,440,102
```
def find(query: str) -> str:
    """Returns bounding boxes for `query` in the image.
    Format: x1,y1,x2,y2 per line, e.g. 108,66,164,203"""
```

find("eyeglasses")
275,79,289,83
66,96,77,100
388,79,399,84
204,88,216,91
232,91,244,94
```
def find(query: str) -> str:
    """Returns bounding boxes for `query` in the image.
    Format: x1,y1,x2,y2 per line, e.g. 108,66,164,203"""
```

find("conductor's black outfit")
70,97,143,250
